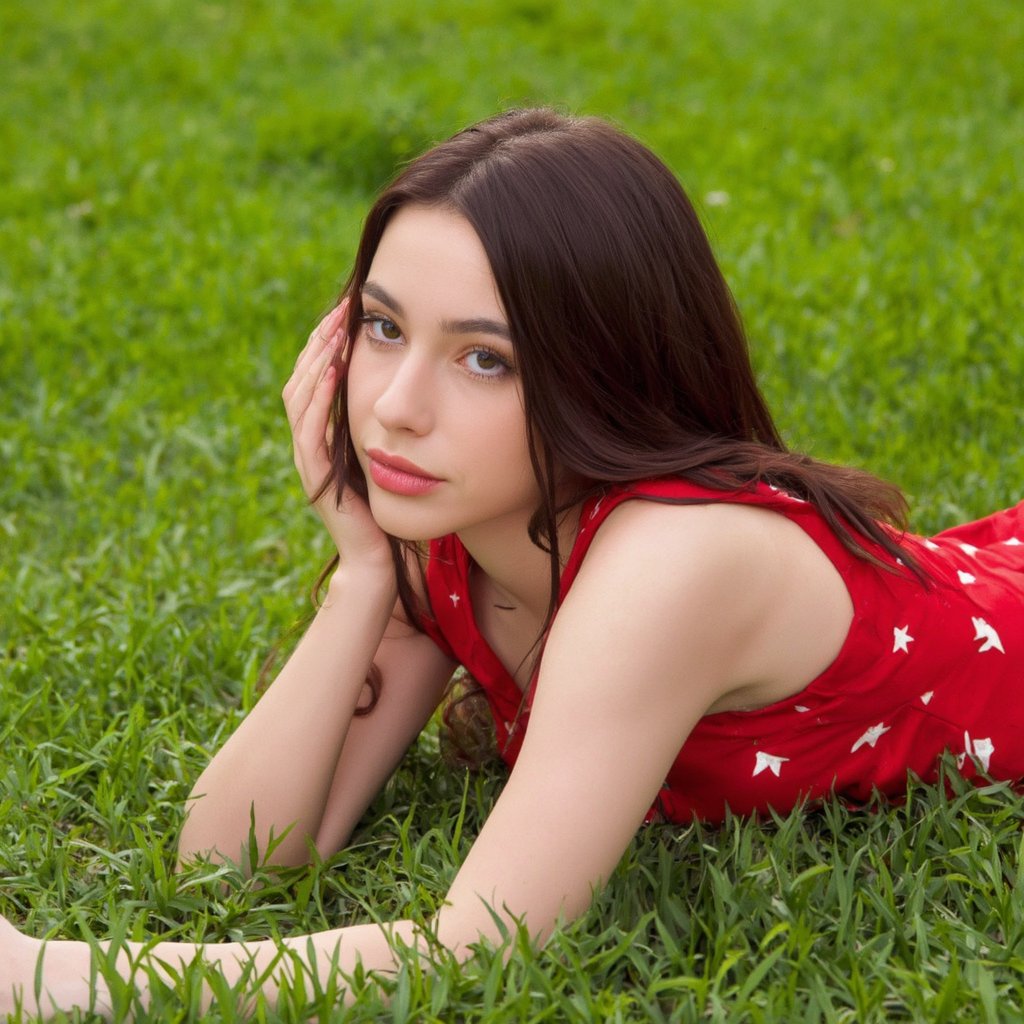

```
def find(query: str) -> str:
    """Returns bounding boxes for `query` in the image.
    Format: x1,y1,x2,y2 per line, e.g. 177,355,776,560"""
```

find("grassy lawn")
1,0,1023,1019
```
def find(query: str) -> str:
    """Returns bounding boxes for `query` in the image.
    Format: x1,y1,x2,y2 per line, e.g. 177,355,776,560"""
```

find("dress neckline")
449,492,605,705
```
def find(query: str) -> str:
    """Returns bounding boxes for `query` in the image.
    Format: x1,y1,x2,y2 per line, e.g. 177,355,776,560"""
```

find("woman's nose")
372,352,435,436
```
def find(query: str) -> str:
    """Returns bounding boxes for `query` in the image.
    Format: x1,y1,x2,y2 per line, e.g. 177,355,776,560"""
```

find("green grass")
1,0,1023,1020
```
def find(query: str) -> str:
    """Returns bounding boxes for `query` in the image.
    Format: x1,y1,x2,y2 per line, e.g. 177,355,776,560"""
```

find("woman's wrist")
323,559,398,612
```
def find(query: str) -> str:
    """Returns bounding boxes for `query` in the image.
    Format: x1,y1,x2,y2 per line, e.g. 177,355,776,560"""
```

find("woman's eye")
465,349,511,378
362,315,402,343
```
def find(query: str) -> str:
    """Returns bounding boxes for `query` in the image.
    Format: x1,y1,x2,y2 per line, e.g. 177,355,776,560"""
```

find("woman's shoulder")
577,496,800,593
563,494,854,710
571,479,815,581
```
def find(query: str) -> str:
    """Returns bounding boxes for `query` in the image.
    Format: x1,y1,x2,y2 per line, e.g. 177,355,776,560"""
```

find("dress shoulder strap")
558,477,857,602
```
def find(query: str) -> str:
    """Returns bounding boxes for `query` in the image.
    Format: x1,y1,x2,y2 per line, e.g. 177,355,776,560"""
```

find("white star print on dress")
972,616,1005,654
957,731,995,773
449,592,461,607
752,751,789,777
851,722,891,753
923,539,940,551
920,691,934,705
767,485,807,504
971,737,995,772
892,626,914,653
957,570,976,585
1004,537,1022,546
959,543,980,557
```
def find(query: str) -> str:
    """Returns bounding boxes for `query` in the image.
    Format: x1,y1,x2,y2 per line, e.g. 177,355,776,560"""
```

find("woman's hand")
283,301,393,574
0,916,40,1018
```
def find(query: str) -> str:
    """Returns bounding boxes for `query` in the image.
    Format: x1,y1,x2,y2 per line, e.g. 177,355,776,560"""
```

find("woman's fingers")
282,298,364,505
298,299,347,371
299,363,337,486
277,299,391,564
283,299,349,404
284,298,350,423
296,347,337,446
283,317,335,405
286,334,339,433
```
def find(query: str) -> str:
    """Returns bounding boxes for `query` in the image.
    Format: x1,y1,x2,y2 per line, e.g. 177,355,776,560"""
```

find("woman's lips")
366,449,442,496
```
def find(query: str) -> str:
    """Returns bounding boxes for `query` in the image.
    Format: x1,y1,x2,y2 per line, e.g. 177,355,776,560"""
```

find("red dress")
422,479,1024,823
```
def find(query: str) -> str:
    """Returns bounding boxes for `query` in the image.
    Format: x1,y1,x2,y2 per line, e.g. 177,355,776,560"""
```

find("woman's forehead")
366,205,507,323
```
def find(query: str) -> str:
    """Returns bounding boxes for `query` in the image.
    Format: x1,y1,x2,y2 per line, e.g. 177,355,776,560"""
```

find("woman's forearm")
18,918,425,1020
178,566,397,868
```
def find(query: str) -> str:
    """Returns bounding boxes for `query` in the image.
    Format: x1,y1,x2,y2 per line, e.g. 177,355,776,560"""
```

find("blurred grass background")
1,1,1023,1020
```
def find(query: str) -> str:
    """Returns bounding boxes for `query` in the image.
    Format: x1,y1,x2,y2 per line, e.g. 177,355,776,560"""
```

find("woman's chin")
371,513,442,544
367,498,447,544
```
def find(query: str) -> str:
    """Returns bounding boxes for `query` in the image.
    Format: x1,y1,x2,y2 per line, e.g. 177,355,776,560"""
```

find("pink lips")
366,449,442,496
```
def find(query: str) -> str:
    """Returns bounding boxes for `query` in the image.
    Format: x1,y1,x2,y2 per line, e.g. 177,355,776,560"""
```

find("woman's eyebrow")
361,281,404,315
440,316,511,340
362,280,511,340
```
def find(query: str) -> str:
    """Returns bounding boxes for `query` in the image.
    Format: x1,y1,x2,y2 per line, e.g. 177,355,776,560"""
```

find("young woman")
3,108,1023,1017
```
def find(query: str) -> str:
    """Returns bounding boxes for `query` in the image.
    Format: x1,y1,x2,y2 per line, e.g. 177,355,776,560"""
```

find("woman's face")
347,204,540,544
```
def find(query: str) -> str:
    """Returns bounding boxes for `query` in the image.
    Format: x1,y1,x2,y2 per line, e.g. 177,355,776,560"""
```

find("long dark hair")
317,108,920,712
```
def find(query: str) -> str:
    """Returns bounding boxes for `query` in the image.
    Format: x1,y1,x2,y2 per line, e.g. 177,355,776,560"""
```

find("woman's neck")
457,502,582,622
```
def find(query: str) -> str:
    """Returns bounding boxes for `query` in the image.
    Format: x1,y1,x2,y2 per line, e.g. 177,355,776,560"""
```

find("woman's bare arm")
4,500,807,1019
312,605,457,855
178,567,455,868
179,304,457,867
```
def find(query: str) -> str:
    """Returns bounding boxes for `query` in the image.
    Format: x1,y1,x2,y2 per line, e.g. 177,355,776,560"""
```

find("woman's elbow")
429,902,551,963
